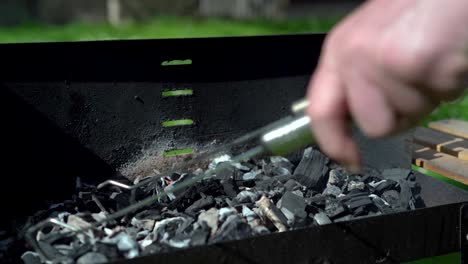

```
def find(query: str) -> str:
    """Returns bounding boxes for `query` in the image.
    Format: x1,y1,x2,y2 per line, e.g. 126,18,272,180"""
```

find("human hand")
306,0,468,171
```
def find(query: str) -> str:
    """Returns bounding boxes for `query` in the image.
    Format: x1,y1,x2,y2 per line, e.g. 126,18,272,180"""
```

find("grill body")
0,34,466,263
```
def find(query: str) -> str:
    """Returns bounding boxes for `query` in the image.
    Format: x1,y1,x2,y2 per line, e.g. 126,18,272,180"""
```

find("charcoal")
327,169,347,187
236,190,260,204
369,194,392,213
334,215,352,223
242,170,262,181
21,252,42,264
270,156,294,173
256,195,288,232
153,217,193,242
141,243,173,255
221,178,238,198
278,191,307,225
232,162,252,172
209,155,232,170
164,174,192,200
20,145,425,263
198,208,219,236
325,199,347,219
373,180,397,194
166,235,191,248
251,225,270,235
338,190,369,202
189,228,209,246
102,232,139,259
347,181,365,192
293,148,329,191
77,252,108,264
94,242,120,259
347,197,373,210
212,215,252,243
130,217,155,231
134,209,162,221
313,212,332,225
381,168,412,181
352,206,367,217
169,180,223,211
322,184,342,197
381,190,401,209
242,205,258,222
185,196,215,215
284,179,300,191
218,207,237,222
216,166,235,180
398,180,413,209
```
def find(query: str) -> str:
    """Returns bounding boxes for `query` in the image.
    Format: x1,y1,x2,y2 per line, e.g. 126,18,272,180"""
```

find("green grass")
0,16,339,43
404,252,460,264
0,16,466,124
421,90,468,126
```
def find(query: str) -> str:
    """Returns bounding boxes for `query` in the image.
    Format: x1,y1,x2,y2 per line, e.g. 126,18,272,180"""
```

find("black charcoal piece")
212,215,252,243
232,162,252,172
382,190,401,209
185,196,215,215
236,190,260,204
347,197,373,210
102,232,139,259
77,252,108,264
242,205,258,222
352,206,367,217
293,148,329,191
131,217,155,231
334,215,352,223
369,194,392,213
327,169,347,187
21,252,42,264
141,243,173,256
153,217,193,241
284,179,300,191
338,190,369,202
218,207,237,222
313,212,332,225
189,228,209,246
325,199,347,219
381,168,412,181
323,184,342,197
398,179,413,209
373,180,398,194
270,156,295,172
347,181,365,191
209,155,232,170
278,192,307,224
221,178,238,198
242,170,262,181
94,243,121,260
307,194,327,207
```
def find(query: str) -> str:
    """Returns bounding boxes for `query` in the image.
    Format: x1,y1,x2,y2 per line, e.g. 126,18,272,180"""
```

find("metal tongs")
26,98,314,261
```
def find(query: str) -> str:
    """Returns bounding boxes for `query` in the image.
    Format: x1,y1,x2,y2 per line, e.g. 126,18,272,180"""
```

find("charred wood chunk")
293,148,329,191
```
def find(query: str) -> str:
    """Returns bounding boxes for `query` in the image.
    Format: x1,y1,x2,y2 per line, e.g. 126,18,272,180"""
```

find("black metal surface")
0,34,467,263
462,204,468,264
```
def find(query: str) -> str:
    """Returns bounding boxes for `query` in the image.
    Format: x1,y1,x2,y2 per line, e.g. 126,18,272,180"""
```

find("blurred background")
0,0,466,123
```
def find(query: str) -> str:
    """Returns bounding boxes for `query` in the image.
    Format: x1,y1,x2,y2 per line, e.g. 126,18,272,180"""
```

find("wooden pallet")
412,119,468,185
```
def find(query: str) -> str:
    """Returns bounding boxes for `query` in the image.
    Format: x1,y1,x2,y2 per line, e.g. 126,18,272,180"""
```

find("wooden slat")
413,143,468,184
429,119,468,139
414,127,468,161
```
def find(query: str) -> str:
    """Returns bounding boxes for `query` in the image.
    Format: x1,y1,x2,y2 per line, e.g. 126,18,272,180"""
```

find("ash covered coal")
18,148,424,263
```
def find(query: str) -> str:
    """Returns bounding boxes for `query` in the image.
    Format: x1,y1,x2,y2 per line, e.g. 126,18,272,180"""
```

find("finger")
344,69,396,138
307,64,361,172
